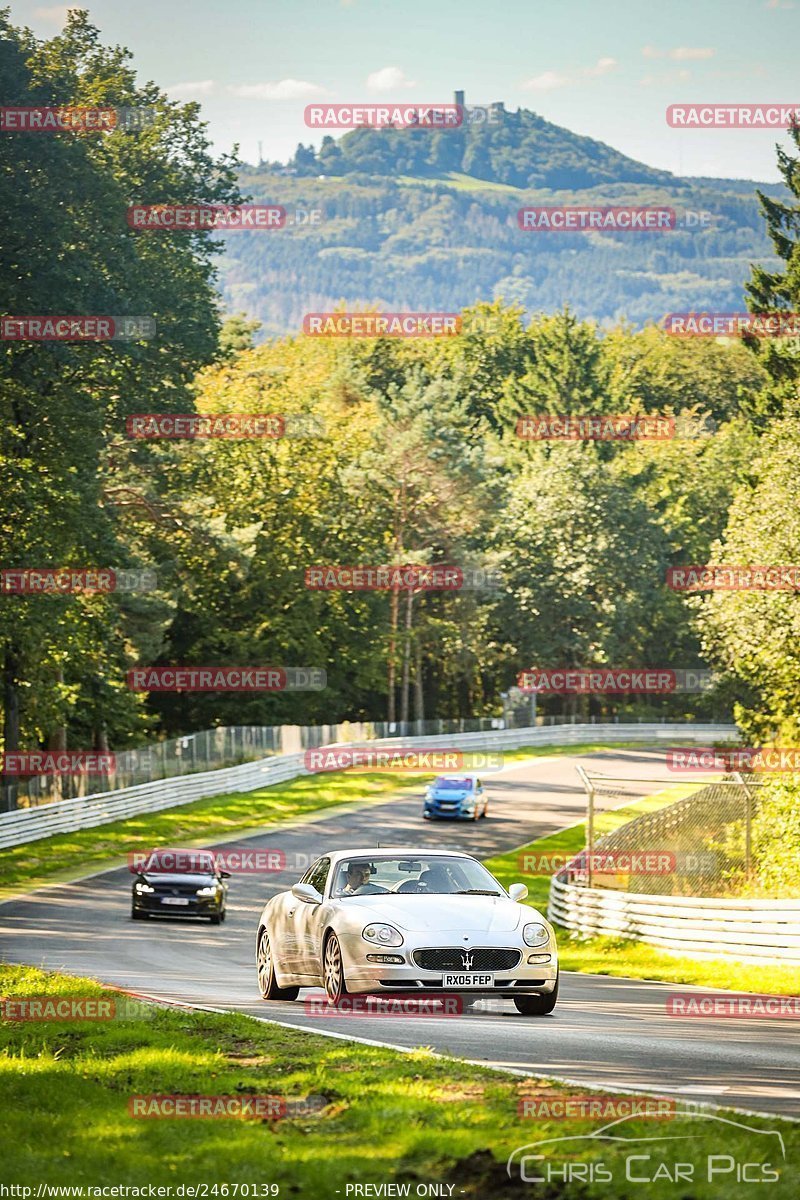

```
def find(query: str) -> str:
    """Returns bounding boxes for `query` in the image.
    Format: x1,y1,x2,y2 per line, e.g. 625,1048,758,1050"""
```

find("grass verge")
1,741,643,897
484,790,800,996
0,963,796,1198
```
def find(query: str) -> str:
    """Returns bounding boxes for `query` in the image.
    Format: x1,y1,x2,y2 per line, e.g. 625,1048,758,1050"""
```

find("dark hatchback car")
131,848,230,924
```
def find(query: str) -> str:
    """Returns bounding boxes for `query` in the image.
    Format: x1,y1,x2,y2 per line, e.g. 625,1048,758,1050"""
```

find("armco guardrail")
548,875,800,965
0,722,736,851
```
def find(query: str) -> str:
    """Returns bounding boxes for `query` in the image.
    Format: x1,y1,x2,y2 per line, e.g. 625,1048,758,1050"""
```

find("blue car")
423,775,488,820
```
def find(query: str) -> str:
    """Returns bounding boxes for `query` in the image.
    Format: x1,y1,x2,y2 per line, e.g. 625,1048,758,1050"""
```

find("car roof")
325,848,478,863
146,846,216,856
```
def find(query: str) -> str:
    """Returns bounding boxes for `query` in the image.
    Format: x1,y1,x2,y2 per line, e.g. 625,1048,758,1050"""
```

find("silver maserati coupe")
255,847,559,1015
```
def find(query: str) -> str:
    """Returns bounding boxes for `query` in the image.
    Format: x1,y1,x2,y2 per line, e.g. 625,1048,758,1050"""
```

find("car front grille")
412,948,521,972
149,882,202,896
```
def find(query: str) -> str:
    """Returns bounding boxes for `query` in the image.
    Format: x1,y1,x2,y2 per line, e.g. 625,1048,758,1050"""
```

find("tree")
746,120,800,414
0,11,240,805
695,420,800,742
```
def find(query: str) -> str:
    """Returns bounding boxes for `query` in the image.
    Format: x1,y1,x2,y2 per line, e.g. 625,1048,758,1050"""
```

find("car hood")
342,894,530,933
138,873,217,886
430,790,469,799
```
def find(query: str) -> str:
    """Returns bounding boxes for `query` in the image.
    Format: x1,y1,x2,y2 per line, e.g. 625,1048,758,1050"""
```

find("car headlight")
135,882,154,893
362,923,404,947
196,886,218,897
523,922,550,947
424,788,433,799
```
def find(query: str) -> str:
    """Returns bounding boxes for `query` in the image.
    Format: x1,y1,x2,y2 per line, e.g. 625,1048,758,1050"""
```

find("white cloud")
583,56,618,77
522,70,570,91
166,80,217,98
639,68,691,87
522,57,616,91
228,79,328,100
365,67,417,93
670,47,716,60
642,45,716,60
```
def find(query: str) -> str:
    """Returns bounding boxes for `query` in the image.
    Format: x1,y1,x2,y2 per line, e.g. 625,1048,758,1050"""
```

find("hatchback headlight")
362,923,404,947
135,882,154,893
523,922,550,947
196,885,218,897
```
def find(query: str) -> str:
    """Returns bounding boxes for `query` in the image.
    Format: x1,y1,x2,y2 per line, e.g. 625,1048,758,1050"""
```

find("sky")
10,0,800,181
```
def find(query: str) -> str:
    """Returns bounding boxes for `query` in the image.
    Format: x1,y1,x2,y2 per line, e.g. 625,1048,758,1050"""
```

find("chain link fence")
571,770,772,897
2,709,633,811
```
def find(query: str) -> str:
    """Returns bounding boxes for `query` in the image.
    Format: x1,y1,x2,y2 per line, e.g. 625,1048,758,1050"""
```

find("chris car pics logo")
507,1112,785,1185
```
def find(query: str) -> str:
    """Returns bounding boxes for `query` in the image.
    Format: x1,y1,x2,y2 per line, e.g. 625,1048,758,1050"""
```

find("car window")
303,857,331,895
331,855,502,897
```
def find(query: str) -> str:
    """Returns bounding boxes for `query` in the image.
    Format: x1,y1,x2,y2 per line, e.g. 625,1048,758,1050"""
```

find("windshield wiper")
455,889,502,896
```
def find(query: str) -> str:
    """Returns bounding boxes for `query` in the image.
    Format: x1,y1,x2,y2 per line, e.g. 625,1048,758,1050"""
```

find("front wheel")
513,974,559,1016
323,933,348,1002
257,928,299,1001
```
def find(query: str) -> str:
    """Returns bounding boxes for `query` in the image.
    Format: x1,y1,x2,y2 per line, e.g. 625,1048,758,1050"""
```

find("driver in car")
341,862,374,895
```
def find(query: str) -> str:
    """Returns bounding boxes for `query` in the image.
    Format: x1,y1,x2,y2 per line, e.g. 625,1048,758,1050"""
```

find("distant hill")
285,101,677,191
218,97,787,336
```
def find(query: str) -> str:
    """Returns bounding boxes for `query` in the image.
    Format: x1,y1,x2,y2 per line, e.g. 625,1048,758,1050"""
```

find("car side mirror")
292,882,323,905
219,871,231,879
508,882,528,902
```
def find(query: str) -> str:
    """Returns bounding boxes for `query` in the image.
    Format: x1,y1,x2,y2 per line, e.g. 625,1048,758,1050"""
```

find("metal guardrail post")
734,771,755,879
576,764,595,888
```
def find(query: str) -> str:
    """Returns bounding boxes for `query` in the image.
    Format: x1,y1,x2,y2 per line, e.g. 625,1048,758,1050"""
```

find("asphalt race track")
2,748,799,1118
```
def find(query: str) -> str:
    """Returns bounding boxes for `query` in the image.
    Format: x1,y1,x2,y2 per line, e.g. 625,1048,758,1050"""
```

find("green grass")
485,791,800,996
397,171,525,194
0,741,642,897
1,963,797,1198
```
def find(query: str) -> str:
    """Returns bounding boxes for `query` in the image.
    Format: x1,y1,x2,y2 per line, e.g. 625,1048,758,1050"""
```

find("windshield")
331,855,503,898
432,777,473,791
140,851,216,875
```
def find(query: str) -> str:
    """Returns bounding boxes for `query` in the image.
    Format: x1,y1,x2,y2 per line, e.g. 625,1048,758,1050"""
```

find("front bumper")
132,892,223,917
423,804,475,820
338,932,558,996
